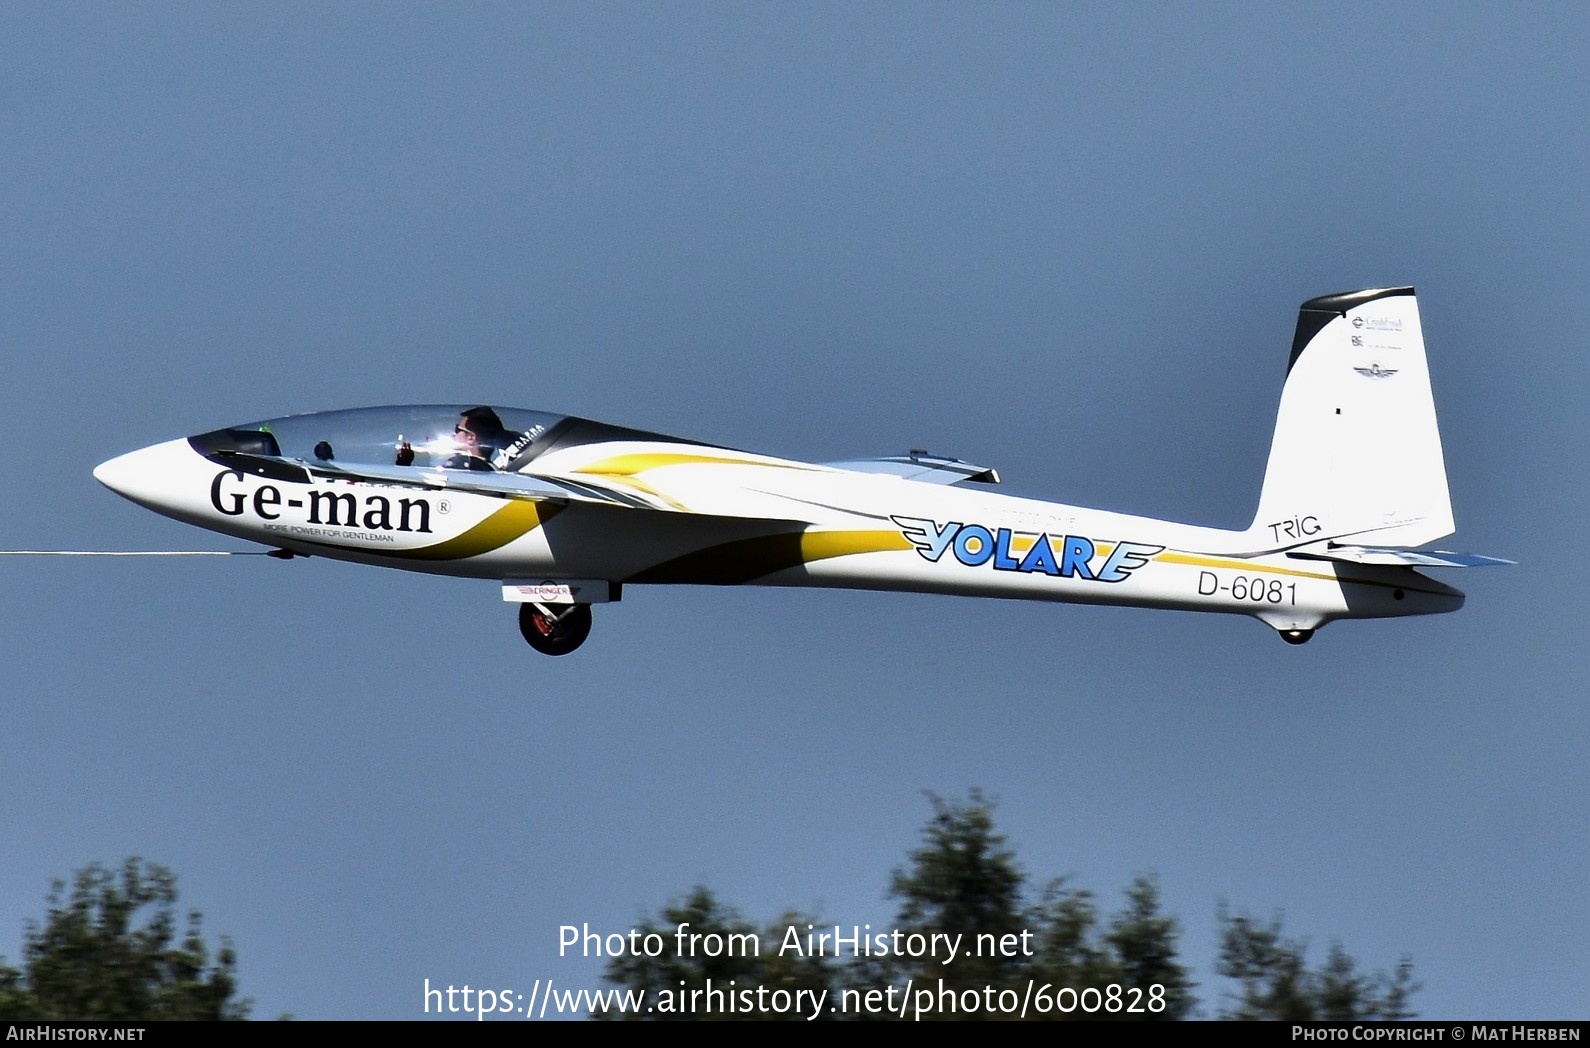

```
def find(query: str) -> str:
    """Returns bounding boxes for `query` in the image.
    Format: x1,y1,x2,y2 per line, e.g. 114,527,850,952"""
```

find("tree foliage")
594,887,833,1021
601,793,1417,1021
1218,909,1417,1021
879,792,1194,1018
887,790,1028,990
0,859,249,1021
602,793,1201,1019
891,792,1024,941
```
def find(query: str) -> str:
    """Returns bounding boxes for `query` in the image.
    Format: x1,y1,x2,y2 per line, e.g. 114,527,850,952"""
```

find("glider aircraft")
90,287,1506,654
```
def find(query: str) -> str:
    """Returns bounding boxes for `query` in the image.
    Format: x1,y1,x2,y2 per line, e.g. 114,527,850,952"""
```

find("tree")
887,790,1028,990
1103,877,1196,1020
1217,909,1417,1020
885,794,1194,1019
0,859,249,1020
600,794,1415,1021
1020,875,1194,1020
596,887,836,1021
1026,878,1110,989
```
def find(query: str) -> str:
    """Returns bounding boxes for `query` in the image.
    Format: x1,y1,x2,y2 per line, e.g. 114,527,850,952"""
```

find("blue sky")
1,3,1584,1020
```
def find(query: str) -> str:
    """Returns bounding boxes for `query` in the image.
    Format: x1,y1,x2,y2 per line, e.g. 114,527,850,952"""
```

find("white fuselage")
94,432,1463,636
90,290,1493,650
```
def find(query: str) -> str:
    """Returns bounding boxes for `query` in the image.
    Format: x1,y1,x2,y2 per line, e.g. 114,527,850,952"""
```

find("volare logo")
891,516,1161,584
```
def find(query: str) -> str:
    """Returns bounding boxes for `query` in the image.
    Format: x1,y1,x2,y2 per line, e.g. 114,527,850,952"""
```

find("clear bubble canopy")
196,405,568,473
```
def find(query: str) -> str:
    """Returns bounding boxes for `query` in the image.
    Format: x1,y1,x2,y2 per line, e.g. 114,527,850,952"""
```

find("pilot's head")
455,406,505,457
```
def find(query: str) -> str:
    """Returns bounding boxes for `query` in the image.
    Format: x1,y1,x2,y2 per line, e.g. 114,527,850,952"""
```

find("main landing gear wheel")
1280,629,1315,646
519,603,592,656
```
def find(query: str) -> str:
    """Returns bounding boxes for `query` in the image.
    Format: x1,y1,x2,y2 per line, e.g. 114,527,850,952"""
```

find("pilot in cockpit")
445,406,515,471
396,406,529,471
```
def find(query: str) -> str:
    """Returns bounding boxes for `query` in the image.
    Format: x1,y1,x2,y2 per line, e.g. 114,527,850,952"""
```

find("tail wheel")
518,602,593,656
1280,629,1315,645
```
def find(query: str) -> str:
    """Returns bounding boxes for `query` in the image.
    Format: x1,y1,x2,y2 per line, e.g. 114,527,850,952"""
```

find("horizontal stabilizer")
826,453,1001,486
1290,544,1514,568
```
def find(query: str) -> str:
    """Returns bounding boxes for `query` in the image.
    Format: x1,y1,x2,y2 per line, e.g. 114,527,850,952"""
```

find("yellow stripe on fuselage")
398,500,562,561
801,529,914,562
1154,550,1337,582
576,452,816,476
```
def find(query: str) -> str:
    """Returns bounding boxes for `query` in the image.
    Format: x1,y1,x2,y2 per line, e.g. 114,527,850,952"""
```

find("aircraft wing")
1289,544,1514,568
208,449,822,527
306,458,675,511
824,453,1000,486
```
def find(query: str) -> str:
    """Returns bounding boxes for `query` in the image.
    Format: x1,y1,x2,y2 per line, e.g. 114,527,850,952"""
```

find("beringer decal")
891,516,1162,584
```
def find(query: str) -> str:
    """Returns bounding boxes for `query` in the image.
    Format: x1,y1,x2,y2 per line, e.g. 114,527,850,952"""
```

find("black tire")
518,603,593,656
1280,629,1314,646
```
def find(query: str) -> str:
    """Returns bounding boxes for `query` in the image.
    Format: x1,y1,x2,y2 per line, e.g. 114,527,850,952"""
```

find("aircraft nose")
93,449,142,496
93,439,194,508
95,446,156,500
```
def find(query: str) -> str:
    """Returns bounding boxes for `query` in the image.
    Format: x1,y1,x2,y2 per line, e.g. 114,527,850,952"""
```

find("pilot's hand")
395,441,414,466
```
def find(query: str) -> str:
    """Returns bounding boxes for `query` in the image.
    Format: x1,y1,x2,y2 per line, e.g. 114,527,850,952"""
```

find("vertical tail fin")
1249,287,1455,549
